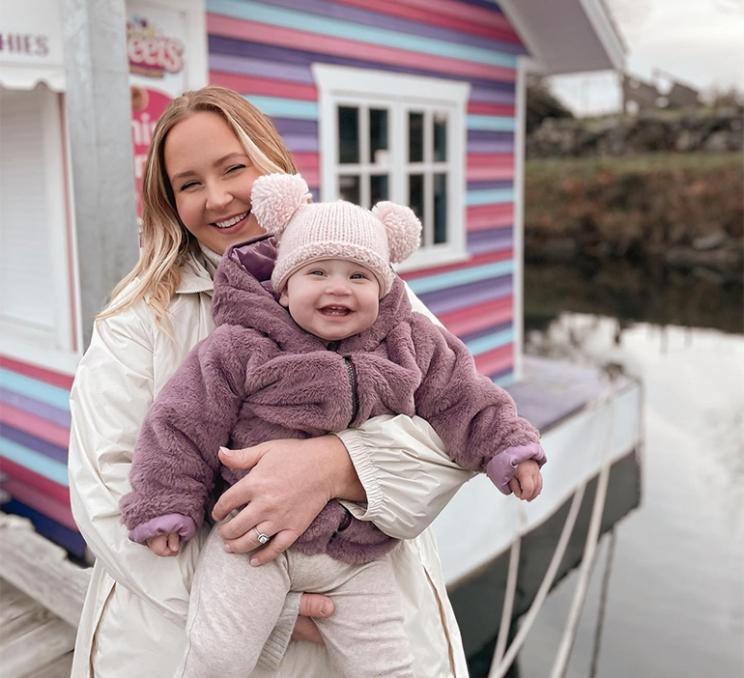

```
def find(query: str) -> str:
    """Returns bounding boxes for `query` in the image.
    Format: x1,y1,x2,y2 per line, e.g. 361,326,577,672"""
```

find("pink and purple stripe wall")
207,0,525,384
0,355,86,558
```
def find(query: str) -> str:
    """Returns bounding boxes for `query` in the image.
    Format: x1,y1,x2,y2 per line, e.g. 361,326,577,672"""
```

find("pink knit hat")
251,173,421,296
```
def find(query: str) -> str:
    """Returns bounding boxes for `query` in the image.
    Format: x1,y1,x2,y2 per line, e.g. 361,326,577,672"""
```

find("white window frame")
313,64,470,272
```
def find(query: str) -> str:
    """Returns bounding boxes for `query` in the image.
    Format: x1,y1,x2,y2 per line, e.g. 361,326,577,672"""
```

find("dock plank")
32,652,74,678
0,513,90,627
0,579,76,677
507,355,636,432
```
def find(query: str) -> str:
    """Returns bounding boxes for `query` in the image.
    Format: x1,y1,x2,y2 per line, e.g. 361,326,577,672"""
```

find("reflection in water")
525,260,744,335
518,305,744,677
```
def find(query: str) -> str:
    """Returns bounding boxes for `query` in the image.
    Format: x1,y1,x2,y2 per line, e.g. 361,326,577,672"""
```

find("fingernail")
250,558,259,567
321,604,332,616
219,446,231,455
224,543,232,553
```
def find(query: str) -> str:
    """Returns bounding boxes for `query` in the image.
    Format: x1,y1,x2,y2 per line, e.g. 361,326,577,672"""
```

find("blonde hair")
98,86,297,324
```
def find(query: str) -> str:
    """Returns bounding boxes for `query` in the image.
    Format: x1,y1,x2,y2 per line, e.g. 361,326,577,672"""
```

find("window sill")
395,247,470,273
0,325,80,376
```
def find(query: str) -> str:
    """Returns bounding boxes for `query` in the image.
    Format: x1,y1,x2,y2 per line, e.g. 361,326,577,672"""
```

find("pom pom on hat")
263,172,423,297
372,201,421,264
251,173,310,237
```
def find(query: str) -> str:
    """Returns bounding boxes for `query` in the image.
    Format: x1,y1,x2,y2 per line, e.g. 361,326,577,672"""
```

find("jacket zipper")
327,341,358,426
326,346,357,534
344,356,359,425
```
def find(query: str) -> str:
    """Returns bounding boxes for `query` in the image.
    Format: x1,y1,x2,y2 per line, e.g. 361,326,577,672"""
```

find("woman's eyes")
177,165,244,191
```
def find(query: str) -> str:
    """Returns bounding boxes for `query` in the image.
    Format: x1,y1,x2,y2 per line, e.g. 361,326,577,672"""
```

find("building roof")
499,0,625,74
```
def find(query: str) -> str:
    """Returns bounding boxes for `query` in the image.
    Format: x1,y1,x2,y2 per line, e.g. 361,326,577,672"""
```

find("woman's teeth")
214,211,248,229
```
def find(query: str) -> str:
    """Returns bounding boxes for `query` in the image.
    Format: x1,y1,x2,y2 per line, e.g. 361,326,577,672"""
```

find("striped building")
208,0,524,384
0,0,624,558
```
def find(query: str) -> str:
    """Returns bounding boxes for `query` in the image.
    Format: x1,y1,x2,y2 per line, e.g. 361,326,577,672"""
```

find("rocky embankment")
524,152,743,280
527,108,742,157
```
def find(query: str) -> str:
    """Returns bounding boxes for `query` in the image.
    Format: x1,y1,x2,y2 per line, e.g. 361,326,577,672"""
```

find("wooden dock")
0,513,90,677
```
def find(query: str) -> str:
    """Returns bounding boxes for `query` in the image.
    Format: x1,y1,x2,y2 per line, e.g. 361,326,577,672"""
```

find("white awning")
500,0,626,75
0,0,65,91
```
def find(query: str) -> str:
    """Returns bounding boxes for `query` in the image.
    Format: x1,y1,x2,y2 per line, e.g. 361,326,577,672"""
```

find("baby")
121,173,546,678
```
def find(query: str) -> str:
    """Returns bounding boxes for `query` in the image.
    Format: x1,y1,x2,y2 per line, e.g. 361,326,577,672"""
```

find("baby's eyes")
306,269,370,280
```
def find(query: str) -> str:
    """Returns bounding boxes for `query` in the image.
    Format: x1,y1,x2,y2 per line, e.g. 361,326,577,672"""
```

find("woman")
68,86,472,677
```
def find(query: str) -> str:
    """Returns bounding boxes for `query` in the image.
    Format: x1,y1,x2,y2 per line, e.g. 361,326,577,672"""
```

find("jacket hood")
213,236,414,352
212,236,307,345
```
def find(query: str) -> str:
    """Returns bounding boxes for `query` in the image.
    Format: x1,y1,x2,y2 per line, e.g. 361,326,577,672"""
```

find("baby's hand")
147,533,181,556
509,460,543,501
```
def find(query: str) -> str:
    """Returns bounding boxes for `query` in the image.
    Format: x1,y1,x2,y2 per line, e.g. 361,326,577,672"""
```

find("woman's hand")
509,460,543,501
212,436,365,565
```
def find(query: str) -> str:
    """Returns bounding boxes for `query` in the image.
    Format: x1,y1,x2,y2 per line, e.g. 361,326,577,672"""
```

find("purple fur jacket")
120,237,545,565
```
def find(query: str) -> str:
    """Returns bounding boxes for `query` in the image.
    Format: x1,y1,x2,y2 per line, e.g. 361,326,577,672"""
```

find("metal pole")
63,0,137,348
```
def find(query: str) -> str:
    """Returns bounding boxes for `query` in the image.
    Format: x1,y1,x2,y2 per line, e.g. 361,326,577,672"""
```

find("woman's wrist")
316,434,366,502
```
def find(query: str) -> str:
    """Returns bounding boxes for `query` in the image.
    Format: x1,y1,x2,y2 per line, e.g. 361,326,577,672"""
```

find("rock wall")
527,109,743,158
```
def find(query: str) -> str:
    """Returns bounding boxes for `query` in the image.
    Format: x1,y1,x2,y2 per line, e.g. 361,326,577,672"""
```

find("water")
516,262,744,678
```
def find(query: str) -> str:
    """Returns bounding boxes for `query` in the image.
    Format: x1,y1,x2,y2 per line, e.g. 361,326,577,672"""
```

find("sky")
548,0,744,115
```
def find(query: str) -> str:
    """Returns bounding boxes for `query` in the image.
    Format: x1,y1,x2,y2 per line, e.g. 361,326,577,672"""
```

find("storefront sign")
127,14,184,78
0,0,64,90
0,33,50,57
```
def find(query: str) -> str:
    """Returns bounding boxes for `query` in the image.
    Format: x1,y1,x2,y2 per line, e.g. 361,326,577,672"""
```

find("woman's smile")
212,210,251,230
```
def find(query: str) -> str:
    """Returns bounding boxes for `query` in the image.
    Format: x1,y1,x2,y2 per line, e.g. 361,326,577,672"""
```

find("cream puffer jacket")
68,250,472,678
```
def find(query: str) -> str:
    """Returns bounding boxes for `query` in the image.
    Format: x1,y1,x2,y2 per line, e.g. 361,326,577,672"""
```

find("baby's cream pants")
175,526,414,678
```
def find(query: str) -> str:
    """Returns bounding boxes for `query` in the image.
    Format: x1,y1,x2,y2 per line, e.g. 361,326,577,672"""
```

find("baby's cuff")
128,513,197,544
486,444,546,495
258,591,301,670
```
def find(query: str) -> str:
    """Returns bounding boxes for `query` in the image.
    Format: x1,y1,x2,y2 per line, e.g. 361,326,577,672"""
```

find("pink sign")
127,15,184,78
131,86,171,217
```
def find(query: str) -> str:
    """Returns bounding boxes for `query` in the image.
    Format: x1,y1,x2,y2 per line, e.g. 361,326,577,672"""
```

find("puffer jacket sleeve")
335,283,473,540
120,324,257,542
411,316,545,493
68,304,199,624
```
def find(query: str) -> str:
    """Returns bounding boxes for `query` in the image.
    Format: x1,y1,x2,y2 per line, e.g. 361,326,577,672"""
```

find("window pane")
408,112,424,162
433,112,447,162
370,174,389,205
434,173,447,244
370,108,388,164
338,106,359,164
339,175,360,204
408,174,424,221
